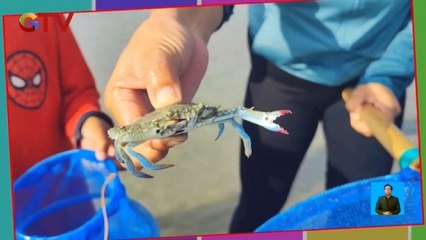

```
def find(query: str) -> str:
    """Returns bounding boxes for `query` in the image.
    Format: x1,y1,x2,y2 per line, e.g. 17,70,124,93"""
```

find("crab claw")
270,110,292,118
267,110,292,134
238,108,291,135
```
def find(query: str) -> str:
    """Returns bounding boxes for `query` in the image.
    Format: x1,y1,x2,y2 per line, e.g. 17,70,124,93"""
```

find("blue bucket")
13,149,159,240
256,167,423,232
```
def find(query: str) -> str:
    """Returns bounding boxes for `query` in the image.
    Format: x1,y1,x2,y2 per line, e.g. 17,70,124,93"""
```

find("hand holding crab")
108,103,291,178
103,8,291,178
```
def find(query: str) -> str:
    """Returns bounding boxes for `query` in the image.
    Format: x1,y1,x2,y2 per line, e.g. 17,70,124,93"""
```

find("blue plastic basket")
13,149,159,240
255,167,423,232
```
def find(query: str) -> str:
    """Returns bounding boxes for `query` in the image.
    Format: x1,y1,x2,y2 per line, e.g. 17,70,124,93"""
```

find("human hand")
345,83,401,137
104,8,223,169
80,116,115,160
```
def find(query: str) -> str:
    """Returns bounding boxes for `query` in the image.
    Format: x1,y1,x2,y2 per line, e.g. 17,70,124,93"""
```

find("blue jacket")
223,0,413,97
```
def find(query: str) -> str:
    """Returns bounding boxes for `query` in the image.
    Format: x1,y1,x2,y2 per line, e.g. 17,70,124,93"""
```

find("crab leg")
126,142,174,171
238,108,291,134
114,141,125,164
116,144,154,178
215,123,225,141
230,119,252,158
124,156,154,178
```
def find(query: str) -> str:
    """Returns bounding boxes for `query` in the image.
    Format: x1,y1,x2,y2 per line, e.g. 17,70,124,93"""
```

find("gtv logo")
19,12,74,32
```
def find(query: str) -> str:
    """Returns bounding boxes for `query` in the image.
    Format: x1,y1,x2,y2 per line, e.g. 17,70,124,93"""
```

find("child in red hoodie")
4,14,115,181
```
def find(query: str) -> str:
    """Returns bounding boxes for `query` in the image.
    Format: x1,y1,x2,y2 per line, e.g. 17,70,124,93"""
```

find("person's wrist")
75,111,114,147
150,7,222,43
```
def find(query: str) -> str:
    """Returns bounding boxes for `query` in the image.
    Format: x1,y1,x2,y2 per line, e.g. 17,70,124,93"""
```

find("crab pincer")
265,110,292,134
231,107,291,158
238,108,291,134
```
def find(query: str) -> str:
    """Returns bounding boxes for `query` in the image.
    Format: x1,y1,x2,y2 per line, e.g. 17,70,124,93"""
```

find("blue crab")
108,103,291,178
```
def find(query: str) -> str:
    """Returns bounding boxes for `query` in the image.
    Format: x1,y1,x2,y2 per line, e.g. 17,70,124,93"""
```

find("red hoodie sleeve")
54,16,104,145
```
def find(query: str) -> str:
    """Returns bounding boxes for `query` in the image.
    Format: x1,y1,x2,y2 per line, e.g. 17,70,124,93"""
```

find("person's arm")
358,20,414,99
55,16,114,160
375,197,383,215
150,7,224,43
392,197,401,215
345,19,414,137
216,6,235,30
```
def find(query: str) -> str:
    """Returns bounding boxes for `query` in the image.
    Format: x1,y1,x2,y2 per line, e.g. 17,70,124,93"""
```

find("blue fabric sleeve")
358,19,415,97
216,5,234,30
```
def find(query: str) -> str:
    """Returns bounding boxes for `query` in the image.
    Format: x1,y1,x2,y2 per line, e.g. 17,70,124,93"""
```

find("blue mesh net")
256,167,423,232
13,149,159,240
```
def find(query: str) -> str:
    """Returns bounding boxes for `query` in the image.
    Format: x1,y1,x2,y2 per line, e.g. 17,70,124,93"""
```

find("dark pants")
229,51,405,233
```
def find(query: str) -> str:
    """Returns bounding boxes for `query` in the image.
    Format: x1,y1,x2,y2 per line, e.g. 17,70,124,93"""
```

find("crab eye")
200,108,216,119
107,128,120,139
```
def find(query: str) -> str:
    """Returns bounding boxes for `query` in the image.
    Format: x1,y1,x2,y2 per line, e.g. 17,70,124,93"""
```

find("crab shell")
107,103,222,143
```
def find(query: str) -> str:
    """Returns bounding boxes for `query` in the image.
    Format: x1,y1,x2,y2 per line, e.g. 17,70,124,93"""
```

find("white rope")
101,173,117,240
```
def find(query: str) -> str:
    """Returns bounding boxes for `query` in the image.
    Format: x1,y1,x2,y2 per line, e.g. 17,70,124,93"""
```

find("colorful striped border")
95,0,198,11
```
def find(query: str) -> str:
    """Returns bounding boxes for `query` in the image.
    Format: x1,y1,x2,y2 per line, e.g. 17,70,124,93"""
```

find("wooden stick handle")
342,88,419,171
